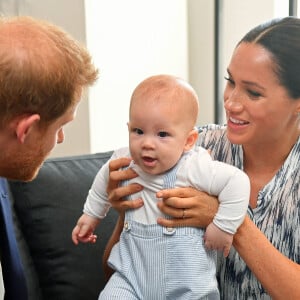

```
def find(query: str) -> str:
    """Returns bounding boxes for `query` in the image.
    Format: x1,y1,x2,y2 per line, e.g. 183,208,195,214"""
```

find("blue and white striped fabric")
101,222,219,299
99,162,220,299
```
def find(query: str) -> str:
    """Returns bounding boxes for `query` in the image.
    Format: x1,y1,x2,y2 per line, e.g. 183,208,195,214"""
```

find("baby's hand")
204,222,233,257
71,213,100,245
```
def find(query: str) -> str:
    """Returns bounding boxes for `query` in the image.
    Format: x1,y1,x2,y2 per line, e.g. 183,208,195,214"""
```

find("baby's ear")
183,129,198,152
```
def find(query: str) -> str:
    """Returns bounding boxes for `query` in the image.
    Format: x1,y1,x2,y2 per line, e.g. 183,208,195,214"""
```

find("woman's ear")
15,114,41,144
183,129,198,152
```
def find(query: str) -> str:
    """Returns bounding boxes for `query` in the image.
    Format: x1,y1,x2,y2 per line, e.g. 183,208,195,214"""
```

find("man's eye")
133,128,143,135
158,131,169,138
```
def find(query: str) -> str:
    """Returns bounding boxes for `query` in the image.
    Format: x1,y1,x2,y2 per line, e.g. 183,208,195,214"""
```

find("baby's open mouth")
142,156,157,166
142,156,155,162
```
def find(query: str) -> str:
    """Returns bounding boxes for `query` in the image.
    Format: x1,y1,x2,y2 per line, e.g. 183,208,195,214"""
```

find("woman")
104,17,300,299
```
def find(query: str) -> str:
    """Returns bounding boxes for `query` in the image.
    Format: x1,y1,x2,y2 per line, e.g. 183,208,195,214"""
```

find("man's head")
0,16,98,181
0,16,98,127
128,74,199,175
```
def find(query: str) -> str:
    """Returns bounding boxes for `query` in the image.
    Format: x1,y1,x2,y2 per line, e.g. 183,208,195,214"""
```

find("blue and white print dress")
197,124,300,300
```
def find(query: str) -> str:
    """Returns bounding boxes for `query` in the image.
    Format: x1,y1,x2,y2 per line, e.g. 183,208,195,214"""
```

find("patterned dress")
197,124,300,300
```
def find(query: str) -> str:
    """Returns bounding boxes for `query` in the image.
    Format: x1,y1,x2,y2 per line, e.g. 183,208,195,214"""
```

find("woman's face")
224,42,300,148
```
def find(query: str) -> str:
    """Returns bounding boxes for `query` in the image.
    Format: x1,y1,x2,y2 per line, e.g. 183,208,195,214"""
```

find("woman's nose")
224,90,243,112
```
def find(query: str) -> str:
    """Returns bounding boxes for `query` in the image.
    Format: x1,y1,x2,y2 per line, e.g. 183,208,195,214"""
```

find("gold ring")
182,209,186,219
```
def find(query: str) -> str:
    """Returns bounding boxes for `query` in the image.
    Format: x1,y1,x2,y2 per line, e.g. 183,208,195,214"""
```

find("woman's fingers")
108,157,132,172
156,187,218,228
107,156,140,200
157,200,189,218
108,182,144,213
157,187,201,205
107,157,144,213
157,187,207,210
107,157,135,194
110,165,137,181
108,183,142,203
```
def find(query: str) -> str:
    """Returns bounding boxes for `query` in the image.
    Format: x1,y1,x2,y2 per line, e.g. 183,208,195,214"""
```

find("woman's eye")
133,128,143,135
158,131,169,138
224,76,234,85
247,90,261,98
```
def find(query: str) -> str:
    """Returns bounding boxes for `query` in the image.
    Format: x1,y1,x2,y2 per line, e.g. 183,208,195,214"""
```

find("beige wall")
188,0,215,126
85,0,189,153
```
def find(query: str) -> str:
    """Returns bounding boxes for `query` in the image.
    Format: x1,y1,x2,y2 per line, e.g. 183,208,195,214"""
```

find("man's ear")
296,101,300,116
15,114,41,144
183,129,198,152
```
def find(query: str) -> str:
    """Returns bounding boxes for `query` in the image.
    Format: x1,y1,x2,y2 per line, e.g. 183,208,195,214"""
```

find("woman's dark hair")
239,17,300,99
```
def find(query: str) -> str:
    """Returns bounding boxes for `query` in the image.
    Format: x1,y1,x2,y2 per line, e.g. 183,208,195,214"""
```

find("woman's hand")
103,157,145,280
156,187,219,228
107,157,144,213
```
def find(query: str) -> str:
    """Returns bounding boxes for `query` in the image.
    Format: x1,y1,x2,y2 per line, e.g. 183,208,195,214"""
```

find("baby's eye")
133,128,144,135
158,131,169,138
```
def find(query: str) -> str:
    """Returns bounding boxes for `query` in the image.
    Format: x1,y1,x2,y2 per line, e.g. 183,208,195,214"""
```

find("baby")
72,74,250,299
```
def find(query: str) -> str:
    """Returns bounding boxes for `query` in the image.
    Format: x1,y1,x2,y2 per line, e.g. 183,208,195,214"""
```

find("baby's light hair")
130,74,199,130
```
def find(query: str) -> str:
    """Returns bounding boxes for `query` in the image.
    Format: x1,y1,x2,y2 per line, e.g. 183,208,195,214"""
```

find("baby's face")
128,98,191,175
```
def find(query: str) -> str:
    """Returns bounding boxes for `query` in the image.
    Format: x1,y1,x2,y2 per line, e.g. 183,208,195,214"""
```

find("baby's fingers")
88,234,98,244
72,224,93,244
222,245,231,257
78,223,93,238
71,225,81,245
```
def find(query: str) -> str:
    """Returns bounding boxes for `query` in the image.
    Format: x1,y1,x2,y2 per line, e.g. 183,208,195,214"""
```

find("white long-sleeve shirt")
84,146,250,234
